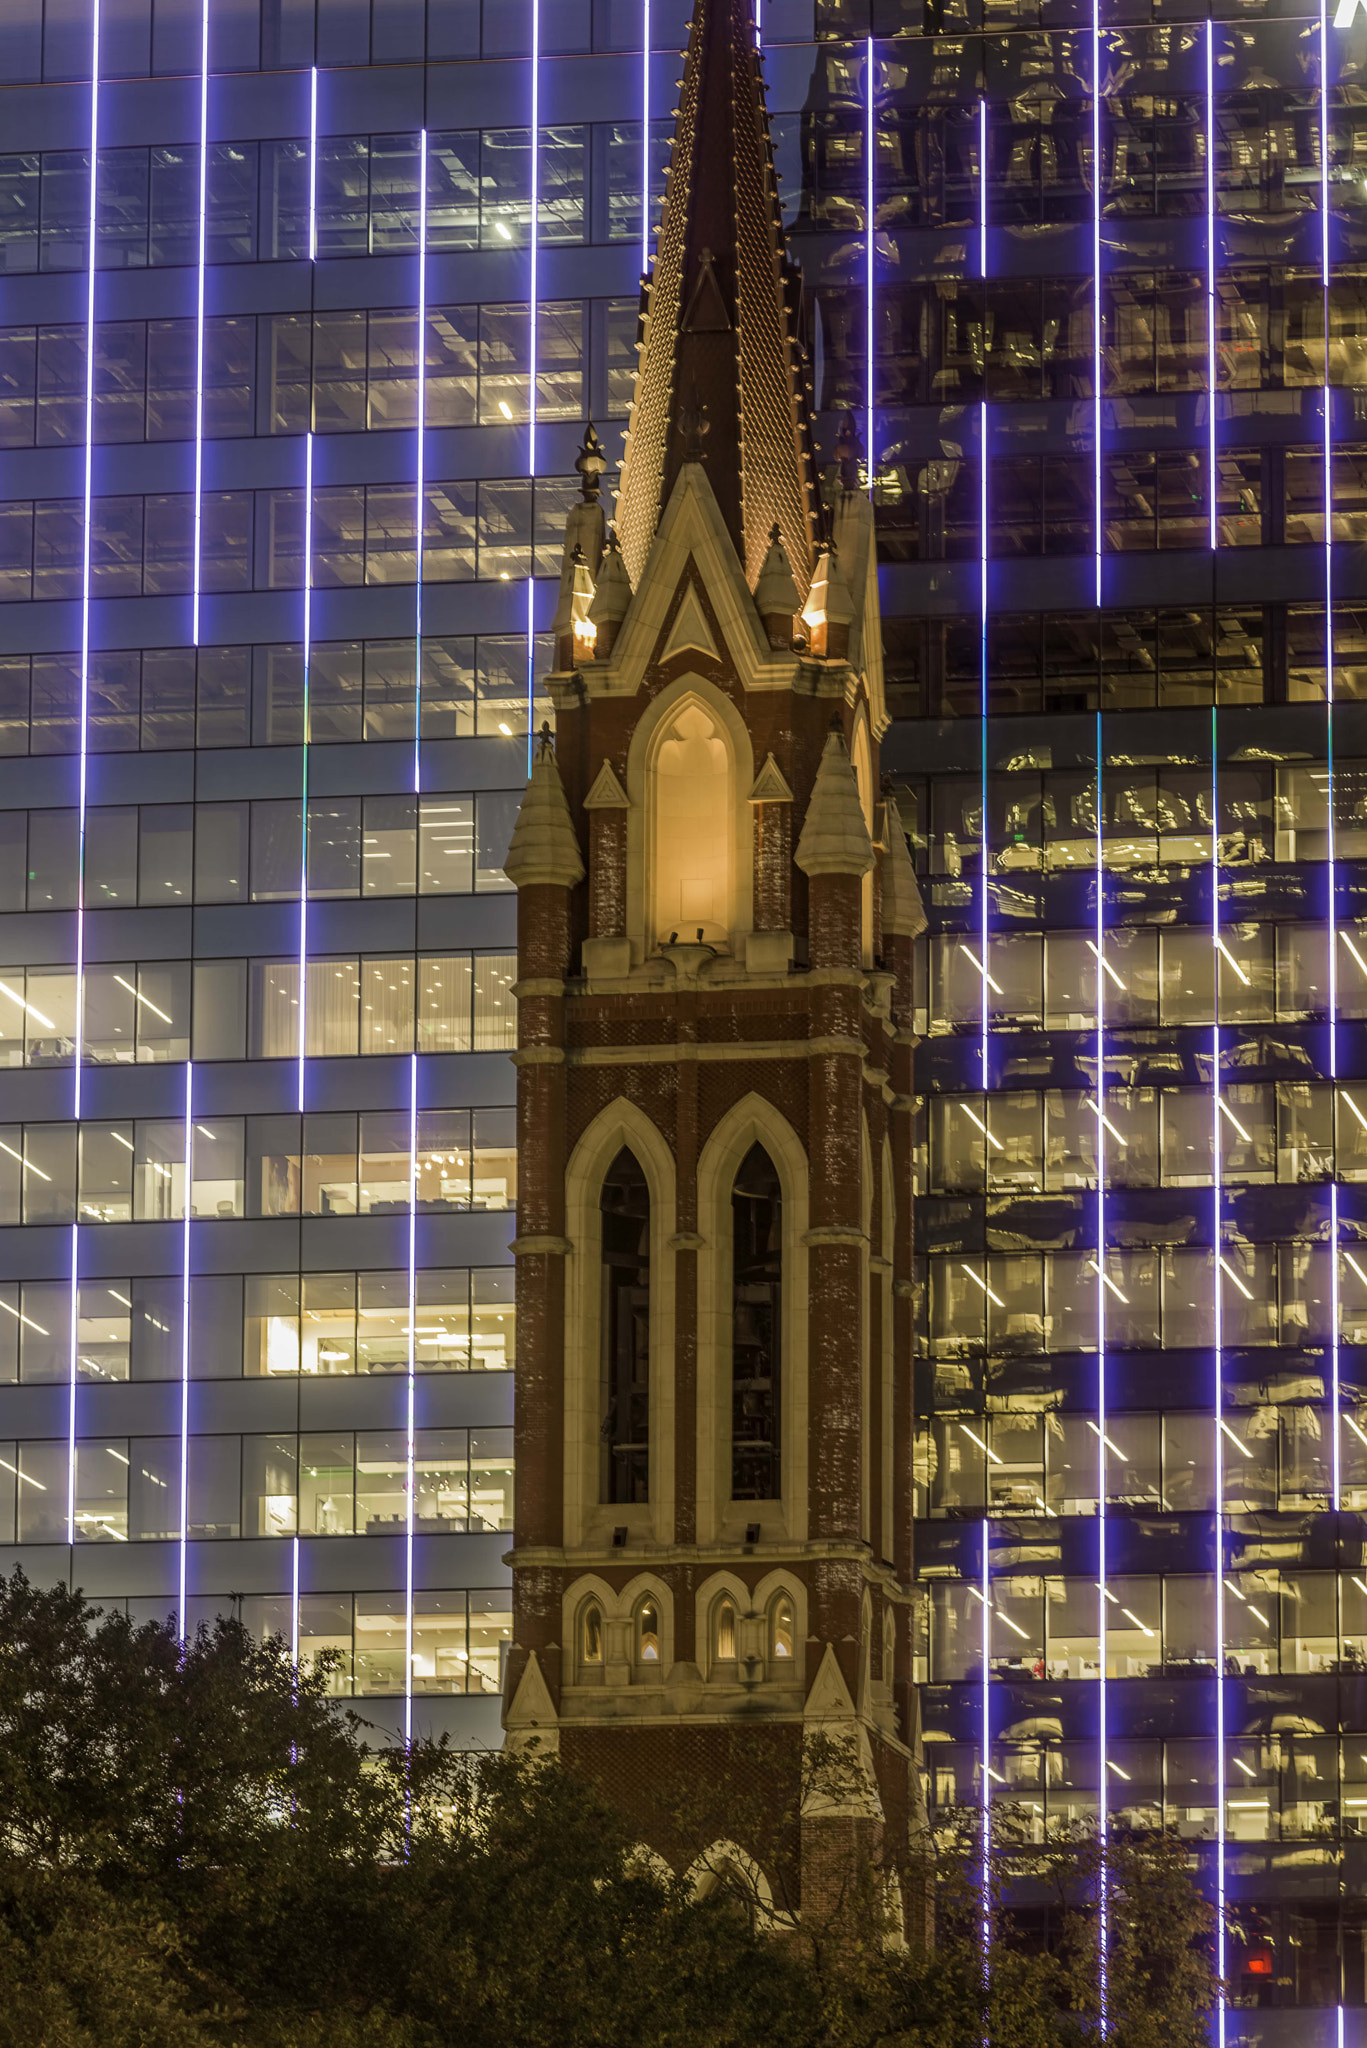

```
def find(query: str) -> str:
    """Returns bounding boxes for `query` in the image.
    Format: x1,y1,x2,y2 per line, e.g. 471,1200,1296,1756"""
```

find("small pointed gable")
504,736,586,890
880,794,927,939
503,1650,561,1755
659,582,721,666
584,758,630,810
748,753,794,804
795,728,874,879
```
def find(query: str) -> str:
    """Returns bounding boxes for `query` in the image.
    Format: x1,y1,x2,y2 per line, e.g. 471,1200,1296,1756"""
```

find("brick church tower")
502,0,925,1924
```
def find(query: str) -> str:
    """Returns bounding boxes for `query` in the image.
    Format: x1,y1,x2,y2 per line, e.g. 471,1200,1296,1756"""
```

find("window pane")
419,952,471,1051
359,957,414,1056
473,952,515,1049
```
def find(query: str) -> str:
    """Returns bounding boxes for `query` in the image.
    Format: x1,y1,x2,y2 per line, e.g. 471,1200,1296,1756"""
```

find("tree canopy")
0,1571,1215,2048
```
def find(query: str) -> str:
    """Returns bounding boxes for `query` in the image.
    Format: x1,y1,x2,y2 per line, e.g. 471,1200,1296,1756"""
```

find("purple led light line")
525,6,541,766
69,0,103,1546
191,0,210,650
1092,8,1102,604
977,92,991,1970
866,35,875,496
178,0,212,1639
1092,10,1108,2024
298,65,318,1116
642,0,652,277
1206,25,1218,553
404,129,431,1753
1321,0,1342,1534
1206,39,1226,2040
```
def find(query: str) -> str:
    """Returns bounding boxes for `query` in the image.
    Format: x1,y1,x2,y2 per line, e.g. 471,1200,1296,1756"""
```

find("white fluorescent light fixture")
1085,939,1126,990
1086,1259,1129,1305
1218,1100,1253,1143
113,976,173,1024
0,982,54,1029
959,943,1003,994
1218,1257,1254,1301
960,1264,1005,1307
1216,937,1250,985
959,1422,1003,1465
961,1104,1003,1150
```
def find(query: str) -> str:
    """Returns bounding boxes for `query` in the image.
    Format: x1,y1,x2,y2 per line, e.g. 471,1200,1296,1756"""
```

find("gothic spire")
614,0,821,601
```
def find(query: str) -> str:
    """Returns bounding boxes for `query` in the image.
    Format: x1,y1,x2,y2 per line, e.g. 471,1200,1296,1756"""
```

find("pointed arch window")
650,696,733,949
769,1594,795,1662
579,1600,604,1682
636,1597,661,1665
712,1595,738,1666
601,1148,650,1504
731,1143,782,1501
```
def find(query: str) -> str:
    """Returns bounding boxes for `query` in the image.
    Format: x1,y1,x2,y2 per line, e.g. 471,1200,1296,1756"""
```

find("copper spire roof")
613,0,821,603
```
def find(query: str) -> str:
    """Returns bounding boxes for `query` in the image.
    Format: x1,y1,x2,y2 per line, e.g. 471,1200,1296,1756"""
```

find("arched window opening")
600,1148,650,1504
731,1144,782,1500
713,1596,738,1665
651,697,732,947
637,1597,661,1664
580,1601,604,1669
770,1594,795,1662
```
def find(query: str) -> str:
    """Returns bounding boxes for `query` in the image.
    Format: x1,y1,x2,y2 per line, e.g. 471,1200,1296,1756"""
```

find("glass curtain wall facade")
844,0,1367,2037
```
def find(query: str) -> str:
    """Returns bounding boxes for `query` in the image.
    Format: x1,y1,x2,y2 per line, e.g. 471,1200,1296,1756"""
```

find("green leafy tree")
0,1571,1217,2048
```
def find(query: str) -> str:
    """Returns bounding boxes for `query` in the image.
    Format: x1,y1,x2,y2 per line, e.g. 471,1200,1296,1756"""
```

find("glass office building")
3,0,1365,2030
865,0,1367,2038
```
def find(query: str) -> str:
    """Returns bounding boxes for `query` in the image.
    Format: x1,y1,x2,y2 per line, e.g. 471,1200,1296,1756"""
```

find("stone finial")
587,530,632,657
880,793,927,939
801,541,856,659
576,423,608,504
504,731,586,890
794,726,874,880
754,523,802,646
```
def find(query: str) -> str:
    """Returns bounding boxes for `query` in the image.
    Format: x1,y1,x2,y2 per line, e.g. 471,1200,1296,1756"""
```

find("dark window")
732,1144,782,1502
601,1148,649,1504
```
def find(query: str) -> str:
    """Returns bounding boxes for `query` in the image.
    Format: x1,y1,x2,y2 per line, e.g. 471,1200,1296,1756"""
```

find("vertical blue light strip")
69,0,102,1549
192,0,210,649
181,0,209,1632
404,131,430,1754
1092,2,1102,602
1212,712,1226,2048
1091,17,1108,2023
414,127,428,803
866,34,875,496
1206,25,1218,551
977,89,991,1967
298,67,317,1114
641,0,651,277
1205,42,1226,2039
192,0,211,647
178,1063,192,1632
525,6,541,764
1321,4,1341,1526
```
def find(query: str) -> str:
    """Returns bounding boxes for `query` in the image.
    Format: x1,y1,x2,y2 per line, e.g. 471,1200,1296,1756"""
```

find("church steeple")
614,0,821,600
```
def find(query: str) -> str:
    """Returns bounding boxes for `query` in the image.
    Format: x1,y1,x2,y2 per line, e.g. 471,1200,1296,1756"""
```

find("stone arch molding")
562,1570,673,1687
694,1092,809,1547
694,1567,807,1679
563,1099,678,1550
624,673,755,962
686,1841,791,1934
